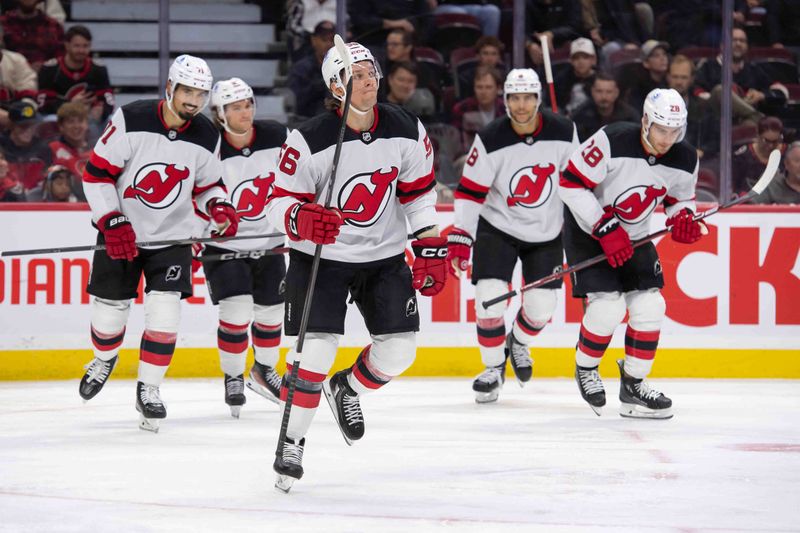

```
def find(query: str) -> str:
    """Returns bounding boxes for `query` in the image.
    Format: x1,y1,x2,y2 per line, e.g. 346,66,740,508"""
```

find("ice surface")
1,378,798,532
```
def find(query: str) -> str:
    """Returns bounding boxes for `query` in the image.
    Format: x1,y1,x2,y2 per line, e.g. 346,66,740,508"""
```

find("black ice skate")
224,374,246,418
274,436,305,493
322,370,364,446
505,332,532,386
472,363,506,403
575,364,606,416
136,381,167,433
617,360,673,419
245,361,281,405
79,356,118,402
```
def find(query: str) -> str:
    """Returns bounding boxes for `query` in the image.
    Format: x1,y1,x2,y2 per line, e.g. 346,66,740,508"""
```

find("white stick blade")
751,149,781,195
333,34,351,78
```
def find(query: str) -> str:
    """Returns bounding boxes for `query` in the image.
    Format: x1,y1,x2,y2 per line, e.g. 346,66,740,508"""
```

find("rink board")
1,204,799,379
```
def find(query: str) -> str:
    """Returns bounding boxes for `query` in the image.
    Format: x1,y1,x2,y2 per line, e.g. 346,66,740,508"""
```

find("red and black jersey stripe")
559,160,598,190
455,176,489,203
83,152,122,184
396,168,435,204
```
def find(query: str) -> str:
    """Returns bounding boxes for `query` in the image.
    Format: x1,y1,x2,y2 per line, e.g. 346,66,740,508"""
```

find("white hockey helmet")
211,77,256,134
503,68,542,121
642,88,687,143
321,40,382,102
166,54,213,115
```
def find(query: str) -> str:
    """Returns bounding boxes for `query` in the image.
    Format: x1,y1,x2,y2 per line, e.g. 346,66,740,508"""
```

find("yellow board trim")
1,347,798,380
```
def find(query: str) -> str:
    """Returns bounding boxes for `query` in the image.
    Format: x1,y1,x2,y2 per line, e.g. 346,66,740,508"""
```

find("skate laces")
282,440,304,465
579,368,604,394
634,379,662,401
476,366,502,384
226,376,244,396
264,368,282,391
139,384,163,406
508,338,532,368
341,390,363,425
84,358,112,383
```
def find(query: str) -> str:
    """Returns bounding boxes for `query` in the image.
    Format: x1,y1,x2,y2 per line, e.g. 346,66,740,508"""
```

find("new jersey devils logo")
124,163,190,209
231,173,275,221
337,167,398,227
611,185,667,224
507,164,555,208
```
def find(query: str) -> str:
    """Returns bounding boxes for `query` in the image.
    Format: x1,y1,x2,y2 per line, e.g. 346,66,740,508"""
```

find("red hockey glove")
666,208,703,244
411,237,448,296
208,199,239,238
446,228,473,277
191,242,204,274
285,202,343,245
98,211,138,261
592,211,633,268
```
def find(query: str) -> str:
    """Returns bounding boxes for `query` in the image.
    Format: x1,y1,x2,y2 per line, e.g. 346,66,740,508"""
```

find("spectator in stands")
285,0,338,61
667,54,712,159
430,0,501,37
0,146,24,201
0,27,37,129
348,0,433,47
384,27,414,75
754,141,800,204
25,163,78,202
451,65,504,152
555,37,596,116
733,116,787,195
289,20,335,119
583,0,650,65
767,0,800,51
0,99,51,191
0,0,63,71
524,0,582,66
48,101,90,199
457,36,505,99
695,27,772,124
571,72,639,141
624,40,669,112
384,62,436,119
38,25,114,123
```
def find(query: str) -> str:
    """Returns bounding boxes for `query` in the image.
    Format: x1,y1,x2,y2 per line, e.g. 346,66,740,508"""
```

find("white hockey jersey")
454,110,578,242
82,99,227,248
265,104,437,263
199,120,287,251
559,122,698,240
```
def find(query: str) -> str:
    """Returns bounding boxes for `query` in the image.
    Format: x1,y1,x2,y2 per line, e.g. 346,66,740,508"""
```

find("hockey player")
448,69,578,403
202,77,287,416
265,41,447,489
559,88,703,419
78,55,238,432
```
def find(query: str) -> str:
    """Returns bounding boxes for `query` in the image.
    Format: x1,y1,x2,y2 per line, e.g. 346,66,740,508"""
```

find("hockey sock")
218,321,248,377
281,363,326,440
477,317,506,366
252,322,281,367
512,309,545,345
347,345,392,395
623,326,660,379
91,326,125,362
138,330,177,385
576,324,613,368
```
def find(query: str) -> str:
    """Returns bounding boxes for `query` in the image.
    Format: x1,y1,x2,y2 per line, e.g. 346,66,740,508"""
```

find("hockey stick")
196,246,289,263
0,231,285,258
481,149,780,309
541,34,558,114
275,34,354,481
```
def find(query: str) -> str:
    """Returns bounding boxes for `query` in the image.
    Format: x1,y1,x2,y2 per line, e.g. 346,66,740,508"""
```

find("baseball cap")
570,38,595,58
46,165,72,182
8,100,41,125
641,40,669,60
313,20,336,37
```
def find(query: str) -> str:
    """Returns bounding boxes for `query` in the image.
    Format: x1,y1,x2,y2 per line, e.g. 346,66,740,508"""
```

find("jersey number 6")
278,145,300,176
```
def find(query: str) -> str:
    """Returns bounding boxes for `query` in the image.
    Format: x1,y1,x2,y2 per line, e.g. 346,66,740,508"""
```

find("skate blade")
513,375,529,388
619,402,673,419
274,474,296,493
474,390,500,404
589,404,603,416
138,415,160,433
229,405,242,419
322,381,353,447
245,379,280,405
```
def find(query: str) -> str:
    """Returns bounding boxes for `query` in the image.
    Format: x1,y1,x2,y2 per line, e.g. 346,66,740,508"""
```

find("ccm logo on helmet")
419,248,447,258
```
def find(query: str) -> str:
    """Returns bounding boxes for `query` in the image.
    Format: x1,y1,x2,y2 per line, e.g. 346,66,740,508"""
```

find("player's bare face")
224,99,255,134
507,93,537,123
172,85,208,120
348,61,379,110
646,122,682,154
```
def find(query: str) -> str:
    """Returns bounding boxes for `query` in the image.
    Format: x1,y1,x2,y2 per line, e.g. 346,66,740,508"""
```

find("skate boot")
617,360,673,419
505,332,532,386
136,381,167,433
224,374,246,418
575,364,606,416
274,436,305,493
472,363,505,403
322,370,364,446
79,355,118,402
246,361,281,404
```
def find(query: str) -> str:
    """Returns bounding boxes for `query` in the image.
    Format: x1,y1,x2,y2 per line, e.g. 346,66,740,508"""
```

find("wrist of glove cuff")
447,230,474,248
591,212,620,240
98,211,130,231
286,202,303,241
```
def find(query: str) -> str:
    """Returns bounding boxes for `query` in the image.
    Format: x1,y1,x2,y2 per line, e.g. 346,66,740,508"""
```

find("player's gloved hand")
191,242,204,274
208,198,239,238
286,202,343,245
98,211,138,261
592,211,633,268
666,208,704,244
411,237,448,296
446,228,473,277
